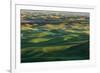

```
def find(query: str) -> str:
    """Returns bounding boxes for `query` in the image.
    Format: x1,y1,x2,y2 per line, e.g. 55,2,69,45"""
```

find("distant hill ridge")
21,9,89,17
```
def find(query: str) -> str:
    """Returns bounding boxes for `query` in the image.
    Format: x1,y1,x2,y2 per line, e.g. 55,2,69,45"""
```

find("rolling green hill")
21,10,89,63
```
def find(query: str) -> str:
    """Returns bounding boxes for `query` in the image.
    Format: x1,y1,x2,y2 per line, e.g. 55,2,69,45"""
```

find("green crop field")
21,10,89,63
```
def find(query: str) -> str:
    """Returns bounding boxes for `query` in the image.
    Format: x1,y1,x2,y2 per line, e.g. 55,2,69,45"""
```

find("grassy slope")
21,41,89,62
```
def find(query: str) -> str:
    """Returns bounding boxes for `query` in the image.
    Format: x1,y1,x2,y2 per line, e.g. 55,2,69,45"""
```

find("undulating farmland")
21,10,89,63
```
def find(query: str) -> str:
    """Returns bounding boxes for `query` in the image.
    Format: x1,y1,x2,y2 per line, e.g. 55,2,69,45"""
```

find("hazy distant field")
21,10,89,63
